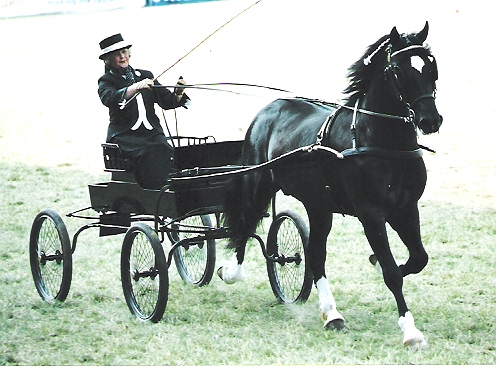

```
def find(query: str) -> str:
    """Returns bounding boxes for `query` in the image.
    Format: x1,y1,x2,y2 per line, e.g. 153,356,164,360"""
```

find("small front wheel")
266,210,312,303
29,209,72,302
121,223,168,322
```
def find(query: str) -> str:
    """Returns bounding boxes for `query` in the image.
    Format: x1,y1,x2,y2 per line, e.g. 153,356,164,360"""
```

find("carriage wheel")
29,209,73,302
121,223,168,322
266,210,312,303
171,215,216,287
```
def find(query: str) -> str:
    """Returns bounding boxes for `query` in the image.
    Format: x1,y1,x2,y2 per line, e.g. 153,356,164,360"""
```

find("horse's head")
384,22,443,134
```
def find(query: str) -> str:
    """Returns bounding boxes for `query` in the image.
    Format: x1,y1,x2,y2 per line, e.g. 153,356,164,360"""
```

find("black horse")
219,22,442,348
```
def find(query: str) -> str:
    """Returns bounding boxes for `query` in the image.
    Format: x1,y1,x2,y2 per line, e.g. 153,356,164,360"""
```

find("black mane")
343,34,390,104
343,31,432,104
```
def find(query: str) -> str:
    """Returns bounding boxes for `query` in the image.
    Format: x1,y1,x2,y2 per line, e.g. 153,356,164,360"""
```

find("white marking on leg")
316,277,344,326
217,253,244,284
398,311,428,349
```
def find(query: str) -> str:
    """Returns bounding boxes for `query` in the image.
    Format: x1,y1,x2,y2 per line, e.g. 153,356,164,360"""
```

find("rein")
306,98,415,124
316,41,437,159
310,93,431,160
152,82,293,97
339,101,415,123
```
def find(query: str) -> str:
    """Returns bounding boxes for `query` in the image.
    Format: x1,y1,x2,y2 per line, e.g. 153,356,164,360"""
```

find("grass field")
1,0,495,365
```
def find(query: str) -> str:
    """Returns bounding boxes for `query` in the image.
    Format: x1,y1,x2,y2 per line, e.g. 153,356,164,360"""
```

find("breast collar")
315,99,424,160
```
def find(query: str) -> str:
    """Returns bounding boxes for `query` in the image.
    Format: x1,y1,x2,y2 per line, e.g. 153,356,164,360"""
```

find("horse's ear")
417,21,429,43
390,26,401,45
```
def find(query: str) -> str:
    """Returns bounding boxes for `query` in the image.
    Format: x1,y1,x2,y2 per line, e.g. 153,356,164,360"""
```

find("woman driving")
98,33,190,189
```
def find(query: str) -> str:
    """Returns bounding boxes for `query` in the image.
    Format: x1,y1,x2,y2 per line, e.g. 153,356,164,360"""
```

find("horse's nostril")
419,116,442,134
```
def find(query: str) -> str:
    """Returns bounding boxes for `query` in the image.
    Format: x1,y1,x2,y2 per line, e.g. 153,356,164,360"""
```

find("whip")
120,0,263,109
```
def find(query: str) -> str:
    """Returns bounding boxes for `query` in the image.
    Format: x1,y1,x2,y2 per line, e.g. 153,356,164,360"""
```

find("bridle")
383,42,438,116
315,39,439,156
339,39,439,130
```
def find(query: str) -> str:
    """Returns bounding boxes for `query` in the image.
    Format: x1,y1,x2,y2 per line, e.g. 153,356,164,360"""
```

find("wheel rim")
174,216,209,284
35,216,66,300
127,231,161,319
271,217,307,302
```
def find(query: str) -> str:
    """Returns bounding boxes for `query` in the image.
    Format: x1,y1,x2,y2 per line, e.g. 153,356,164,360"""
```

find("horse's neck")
357,87,419,151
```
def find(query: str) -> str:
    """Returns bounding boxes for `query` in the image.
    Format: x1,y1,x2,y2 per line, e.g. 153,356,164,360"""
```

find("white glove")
134,78,154,91
174,76,186,96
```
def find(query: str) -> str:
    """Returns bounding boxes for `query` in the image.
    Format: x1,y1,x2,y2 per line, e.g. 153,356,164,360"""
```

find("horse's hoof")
324,319,349,332
216,267,224,281
404,337,429,350
216,264,244,284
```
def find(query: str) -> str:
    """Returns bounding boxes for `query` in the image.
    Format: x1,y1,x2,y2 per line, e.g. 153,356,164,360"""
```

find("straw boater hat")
99,33,132,60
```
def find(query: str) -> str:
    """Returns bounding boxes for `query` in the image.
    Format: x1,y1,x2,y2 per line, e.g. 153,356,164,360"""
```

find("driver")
97,33,190,189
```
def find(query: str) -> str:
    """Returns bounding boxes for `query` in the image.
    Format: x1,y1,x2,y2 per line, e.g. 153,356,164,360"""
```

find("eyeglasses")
110,48,130,58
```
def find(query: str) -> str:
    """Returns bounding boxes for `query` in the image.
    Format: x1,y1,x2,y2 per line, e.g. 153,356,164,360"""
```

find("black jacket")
98,68,189,141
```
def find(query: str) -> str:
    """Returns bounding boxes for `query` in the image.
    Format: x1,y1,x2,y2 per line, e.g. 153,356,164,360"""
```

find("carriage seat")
101,143,136,182
101,136,218,185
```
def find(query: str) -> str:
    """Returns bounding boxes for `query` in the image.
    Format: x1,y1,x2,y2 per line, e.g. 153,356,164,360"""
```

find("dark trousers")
110,128,173,190
134,143,173,190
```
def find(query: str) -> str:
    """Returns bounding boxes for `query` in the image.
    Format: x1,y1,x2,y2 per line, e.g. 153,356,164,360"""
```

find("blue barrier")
146,0,220,5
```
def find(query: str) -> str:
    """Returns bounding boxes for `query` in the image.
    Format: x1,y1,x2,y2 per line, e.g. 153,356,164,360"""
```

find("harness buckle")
406,107,415,124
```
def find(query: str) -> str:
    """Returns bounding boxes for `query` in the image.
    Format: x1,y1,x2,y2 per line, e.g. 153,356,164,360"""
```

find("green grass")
0,161,495,365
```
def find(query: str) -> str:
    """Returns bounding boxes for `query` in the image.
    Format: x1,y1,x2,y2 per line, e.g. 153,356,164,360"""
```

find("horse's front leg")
306,207,346,331
360,210,428,348
387,203,428,277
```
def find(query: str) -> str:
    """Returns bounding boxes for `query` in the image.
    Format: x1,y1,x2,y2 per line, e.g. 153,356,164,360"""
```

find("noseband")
411,92,436,107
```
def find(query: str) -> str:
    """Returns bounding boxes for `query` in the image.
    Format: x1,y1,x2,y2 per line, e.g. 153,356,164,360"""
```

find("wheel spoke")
30,210,72,302
173,215,215,286
129,233,160,317
121,223,168,322
274,219,306,301
37,218,64,298
266,211,311,304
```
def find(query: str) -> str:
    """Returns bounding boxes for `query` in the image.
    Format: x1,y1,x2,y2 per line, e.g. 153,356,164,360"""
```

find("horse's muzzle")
418,114,443,135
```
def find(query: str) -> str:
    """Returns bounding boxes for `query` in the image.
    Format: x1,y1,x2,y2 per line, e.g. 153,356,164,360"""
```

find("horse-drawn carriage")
29,135,315,322
30,22,442,347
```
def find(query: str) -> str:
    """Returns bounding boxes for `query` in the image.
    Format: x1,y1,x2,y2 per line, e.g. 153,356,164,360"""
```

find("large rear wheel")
171,215,216,287
121,223,168,322
266,210,312,303
29,209,72,302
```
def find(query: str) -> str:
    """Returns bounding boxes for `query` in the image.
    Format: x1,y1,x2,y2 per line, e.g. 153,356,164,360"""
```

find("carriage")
30,22,442,347
29,133,318,322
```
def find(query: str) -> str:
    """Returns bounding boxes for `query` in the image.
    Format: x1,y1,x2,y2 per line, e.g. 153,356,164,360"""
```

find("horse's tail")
223,167,276,249
223,173,247,249
223,101,282,249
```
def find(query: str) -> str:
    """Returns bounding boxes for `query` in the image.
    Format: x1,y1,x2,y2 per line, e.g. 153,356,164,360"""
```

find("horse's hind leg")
306,205,346,331
219,170,275,284
217,246,246,284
